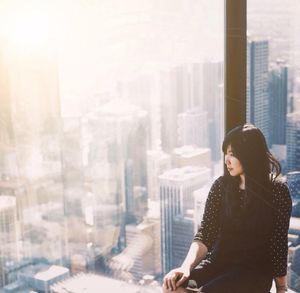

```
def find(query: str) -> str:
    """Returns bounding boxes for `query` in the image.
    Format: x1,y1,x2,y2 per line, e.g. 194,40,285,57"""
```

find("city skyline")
1,0,300,292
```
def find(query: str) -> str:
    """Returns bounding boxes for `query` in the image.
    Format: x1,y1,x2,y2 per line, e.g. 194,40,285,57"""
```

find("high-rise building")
136,218,161,278
0,196,18,246
119,74,163,151
159,166,210,275
201,61,224,162
0,40,66,269
289,245,300,292
160,65,190,153
201,61,224,115
147,149,171,201
81,99,148,252
172,145,211,170
111,218,161,281
2,45,62,179
160,61,223,158
0,50,15,178
287,171,300,199
171,214,194,269
247,39,270,146
287,112,300,172
268,60,288,146
26,265,70,293
61,117,85,217
160,63,210,153
0,196,18,287
177,109,209,148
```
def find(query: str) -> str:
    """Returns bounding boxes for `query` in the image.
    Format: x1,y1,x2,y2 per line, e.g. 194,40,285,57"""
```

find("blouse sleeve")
193,177,223,251
269,182,292,277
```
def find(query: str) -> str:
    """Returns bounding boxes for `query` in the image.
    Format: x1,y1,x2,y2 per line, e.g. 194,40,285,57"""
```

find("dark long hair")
222,124,281,227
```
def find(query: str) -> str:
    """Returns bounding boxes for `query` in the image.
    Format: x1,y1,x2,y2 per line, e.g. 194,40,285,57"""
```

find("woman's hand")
163,266,190,291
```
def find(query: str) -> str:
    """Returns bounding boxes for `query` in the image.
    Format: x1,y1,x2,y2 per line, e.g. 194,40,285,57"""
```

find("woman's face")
225,145,244,177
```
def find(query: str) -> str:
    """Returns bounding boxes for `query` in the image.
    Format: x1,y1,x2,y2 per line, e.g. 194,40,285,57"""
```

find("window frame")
225,0,247,132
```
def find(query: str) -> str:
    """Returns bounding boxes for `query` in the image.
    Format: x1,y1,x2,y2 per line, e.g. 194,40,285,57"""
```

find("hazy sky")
2,0,300,116
56,0,224,116
0,0,224,116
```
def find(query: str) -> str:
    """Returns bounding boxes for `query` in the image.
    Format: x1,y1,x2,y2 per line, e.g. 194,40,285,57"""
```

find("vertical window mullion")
225,0,247,133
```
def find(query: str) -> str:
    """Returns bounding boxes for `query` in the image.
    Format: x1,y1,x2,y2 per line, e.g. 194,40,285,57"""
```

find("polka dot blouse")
194,176,292,277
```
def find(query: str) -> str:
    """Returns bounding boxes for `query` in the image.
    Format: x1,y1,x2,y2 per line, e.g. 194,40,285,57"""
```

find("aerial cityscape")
0,0,300,292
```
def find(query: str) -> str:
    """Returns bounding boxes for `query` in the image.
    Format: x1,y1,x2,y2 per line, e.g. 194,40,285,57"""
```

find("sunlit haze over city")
0,0,300,292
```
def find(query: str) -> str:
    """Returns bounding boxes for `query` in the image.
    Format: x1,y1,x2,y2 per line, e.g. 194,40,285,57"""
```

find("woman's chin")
229,171,238,177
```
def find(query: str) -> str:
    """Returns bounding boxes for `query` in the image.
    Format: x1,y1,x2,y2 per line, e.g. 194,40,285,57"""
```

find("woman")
163,124,292,293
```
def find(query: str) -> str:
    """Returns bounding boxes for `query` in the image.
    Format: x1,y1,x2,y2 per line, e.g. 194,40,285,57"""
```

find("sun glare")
0,1,59,53
8,10,52,50
10,12,50,47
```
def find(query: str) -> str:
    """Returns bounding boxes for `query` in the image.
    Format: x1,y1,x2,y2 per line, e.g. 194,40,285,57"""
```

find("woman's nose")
225,155,230,164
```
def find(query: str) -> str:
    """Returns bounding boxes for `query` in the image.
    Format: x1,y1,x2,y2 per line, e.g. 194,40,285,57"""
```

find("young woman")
163,124,292,293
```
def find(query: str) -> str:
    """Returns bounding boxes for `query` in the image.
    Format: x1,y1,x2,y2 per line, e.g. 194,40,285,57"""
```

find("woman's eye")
225,153,235,160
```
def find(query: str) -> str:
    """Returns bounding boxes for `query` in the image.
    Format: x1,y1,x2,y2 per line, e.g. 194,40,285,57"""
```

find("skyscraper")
81,99,148,252
177,109,209,148
0,41,66,270
171,214,194,269
0,196,18,287
287,171,300,198
110,218,161,281
159,166,210,275
0,50,15,177
268,60,288,146
160,61,223,158
160,65,191,153
287,112,300,172
147,149,171,201
247,39,270,146
172,145,211,170
201,61,224,162
289,244,300,292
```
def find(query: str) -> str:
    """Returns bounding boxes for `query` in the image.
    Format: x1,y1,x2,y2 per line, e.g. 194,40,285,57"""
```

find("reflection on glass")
0,0,224,291
248,0,300,291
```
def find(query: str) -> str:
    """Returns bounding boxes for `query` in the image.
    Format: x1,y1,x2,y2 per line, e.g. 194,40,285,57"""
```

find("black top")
194,176,292,277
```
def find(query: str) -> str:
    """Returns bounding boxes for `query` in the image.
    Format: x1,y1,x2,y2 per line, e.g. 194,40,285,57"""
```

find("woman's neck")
239,174,245,190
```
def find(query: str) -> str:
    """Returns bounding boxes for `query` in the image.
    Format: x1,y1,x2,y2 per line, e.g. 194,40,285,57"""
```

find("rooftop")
173,145,210,158
0,195,16,210
159,166,210,182
34,265,69,281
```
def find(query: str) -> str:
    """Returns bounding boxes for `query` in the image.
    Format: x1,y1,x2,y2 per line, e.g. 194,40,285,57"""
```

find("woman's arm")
163,241,208,291
269,182,292,292
163,177,223,291
275,275,288,293
181,240,208,272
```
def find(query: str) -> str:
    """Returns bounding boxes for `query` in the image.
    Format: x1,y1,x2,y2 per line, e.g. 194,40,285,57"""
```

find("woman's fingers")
163,275,169,290
175,274,187,287
163,271,182,291
170,272,178,290
163,273,172,290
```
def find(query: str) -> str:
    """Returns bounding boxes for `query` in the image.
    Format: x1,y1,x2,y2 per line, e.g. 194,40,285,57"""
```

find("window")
248,0,300,291
0,0,224,291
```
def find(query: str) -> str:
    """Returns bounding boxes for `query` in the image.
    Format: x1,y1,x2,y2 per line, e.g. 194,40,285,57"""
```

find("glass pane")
0,0,224,291
248,0,300,291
